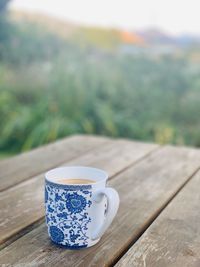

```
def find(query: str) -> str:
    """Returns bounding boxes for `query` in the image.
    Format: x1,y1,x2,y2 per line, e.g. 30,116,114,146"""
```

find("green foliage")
72,27,121,50
1,17,200,156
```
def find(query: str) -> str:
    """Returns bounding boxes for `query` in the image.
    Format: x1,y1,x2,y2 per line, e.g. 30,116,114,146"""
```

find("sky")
10,0,200,35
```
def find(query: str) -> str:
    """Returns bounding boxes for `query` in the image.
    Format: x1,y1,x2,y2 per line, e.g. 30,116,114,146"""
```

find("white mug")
45,166,120,249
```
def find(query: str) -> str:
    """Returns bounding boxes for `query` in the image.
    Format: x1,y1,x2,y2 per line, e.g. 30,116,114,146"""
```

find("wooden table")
1,135,200,267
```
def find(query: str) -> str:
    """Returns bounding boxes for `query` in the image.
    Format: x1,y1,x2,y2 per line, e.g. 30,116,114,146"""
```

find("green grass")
1,17,200,157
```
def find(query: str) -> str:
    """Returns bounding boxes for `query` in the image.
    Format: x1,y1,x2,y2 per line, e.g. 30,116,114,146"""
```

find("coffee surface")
58,178,95,185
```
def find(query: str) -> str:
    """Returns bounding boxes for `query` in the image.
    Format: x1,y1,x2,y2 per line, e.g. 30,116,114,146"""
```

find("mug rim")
45,166,108,186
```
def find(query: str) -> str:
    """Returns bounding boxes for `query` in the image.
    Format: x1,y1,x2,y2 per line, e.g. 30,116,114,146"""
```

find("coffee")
58,178,95,185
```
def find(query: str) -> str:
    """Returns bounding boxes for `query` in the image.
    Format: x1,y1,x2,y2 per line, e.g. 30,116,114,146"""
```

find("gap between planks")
0,218,45,251
111,165,200,267
0,146,154,251
0,139,159,249
1,145,200,266
114,167,200,267
0,135,109,192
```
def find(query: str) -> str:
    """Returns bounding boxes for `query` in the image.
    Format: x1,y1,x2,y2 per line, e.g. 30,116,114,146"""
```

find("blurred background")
0,0,200,158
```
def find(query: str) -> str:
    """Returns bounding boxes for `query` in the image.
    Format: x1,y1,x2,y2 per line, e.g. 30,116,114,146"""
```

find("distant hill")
9,10,77,39
137,28,174,45
120,31,145,45
176,34,200,46
9,10,200,49
9,11,145,49
138,28,200,47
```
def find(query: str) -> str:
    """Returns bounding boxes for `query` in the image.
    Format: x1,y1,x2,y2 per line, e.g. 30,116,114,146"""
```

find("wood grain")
1,145,200,266
0,135,108,191
0,139,157,246
115,169,200,267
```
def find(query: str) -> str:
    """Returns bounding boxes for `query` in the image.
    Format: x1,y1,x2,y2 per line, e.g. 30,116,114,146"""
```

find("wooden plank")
0,139,157,246
0,135,108,191
115,169,200,267
1,145,200,266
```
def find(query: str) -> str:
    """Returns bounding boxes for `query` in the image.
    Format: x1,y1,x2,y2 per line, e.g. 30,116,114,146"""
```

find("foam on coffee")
58,178,95,185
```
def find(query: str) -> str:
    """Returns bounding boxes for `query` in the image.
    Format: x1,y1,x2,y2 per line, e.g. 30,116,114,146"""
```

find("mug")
45,166,120,249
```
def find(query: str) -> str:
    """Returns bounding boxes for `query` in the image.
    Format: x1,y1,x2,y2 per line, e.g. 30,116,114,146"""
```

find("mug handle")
91,187,120,240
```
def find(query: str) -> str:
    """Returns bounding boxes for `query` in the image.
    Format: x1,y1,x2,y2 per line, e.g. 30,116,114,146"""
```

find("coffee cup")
45,166,119,249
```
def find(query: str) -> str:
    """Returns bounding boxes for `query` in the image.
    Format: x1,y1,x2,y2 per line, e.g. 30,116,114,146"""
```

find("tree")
0,0,13,61
0,0,10,13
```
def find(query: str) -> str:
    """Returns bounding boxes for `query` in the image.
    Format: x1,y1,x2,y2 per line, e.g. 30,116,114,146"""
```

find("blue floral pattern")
66,193,86,214
50,226,64,243
45,182,92,247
